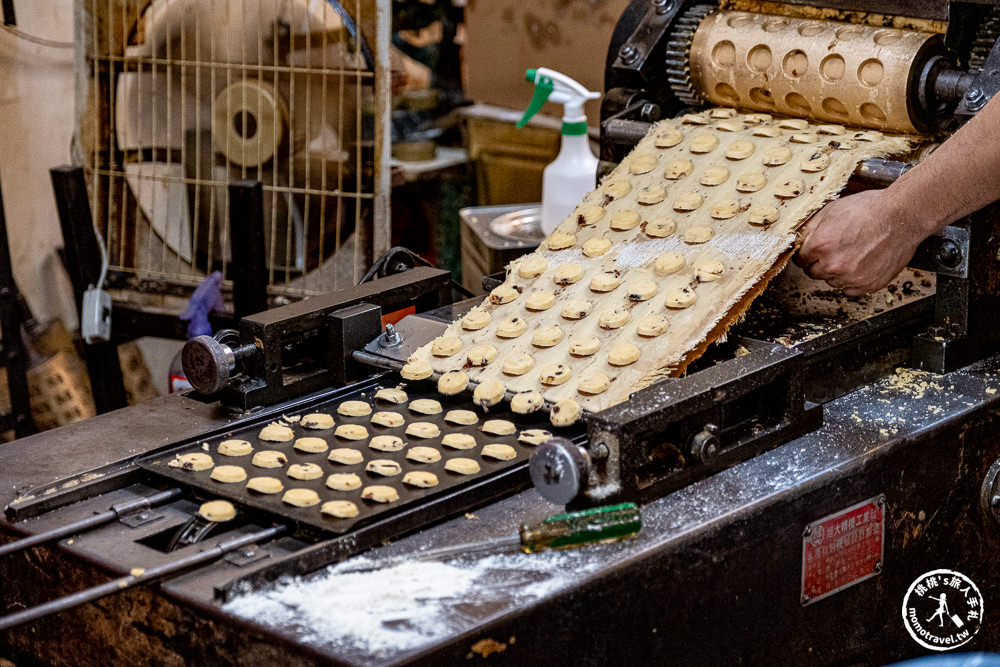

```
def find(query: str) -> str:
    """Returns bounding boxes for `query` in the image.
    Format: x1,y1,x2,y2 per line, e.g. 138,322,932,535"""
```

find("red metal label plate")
801,496,886,606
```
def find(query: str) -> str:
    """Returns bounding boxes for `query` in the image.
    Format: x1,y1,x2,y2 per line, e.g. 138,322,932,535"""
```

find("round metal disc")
529,437,589,506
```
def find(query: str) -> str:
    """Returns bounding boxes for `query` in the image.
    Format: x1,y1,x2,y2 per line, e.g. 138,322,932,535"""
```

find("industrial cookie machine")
5,0,1000,662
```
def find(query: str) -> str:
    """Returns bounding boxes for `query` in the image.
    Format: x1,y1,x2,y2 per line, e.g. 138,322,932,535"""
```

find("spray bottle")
518,68,600,235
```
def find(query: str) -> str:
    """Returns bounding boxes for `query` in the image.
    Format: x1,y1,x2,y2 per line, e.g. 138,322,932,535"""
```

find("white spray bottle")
517,68,600,235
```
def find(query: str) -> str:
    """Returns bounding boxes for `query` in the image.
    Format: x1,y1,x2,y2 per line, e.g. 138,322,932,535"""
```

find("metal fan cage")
75,0,391,300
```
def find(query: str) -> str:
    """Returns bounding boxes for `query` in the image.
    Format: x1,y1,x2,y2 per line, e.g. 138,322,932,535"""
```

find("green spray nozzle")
517,69,554,129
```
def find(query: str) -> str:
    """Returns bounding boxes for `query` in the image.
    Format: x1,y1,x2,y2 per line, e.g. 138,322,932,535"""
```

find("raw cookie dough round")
468,344,499,367
460,309,491,331
473,380,506,408
725,140,756,160
218,439,252,456
636,184,667,205
654,127,683,148
673,191,704,212
328,448,364,465
748,205,779,226
252,450,287,468
801,152,831,172
752,125,783,138
406,446,441,463
511,390,544,414
169,453,214,471
337,400,371,417
610,210,641,231
376,387,409,404
637,314,670,337
629,152,658,174
608,343,641,366
259,424,294,442
437,370,469,396
406,422,441,439
569,335,601,357
532,325,565,347
700,166,730,186
326,473,362,491
442,433,477,449
654,252,685,276
710,200,740,220
589,272,620,293
626,280,658,301
444,409,479,425
525,290,556,311
550,399,583,427
409,398,443,415
301,413,335,430
401,360,434,380
710,107,737,119
321,500,359,518
402,471,439,488
578,371,611,395
736,172,767,192
481,444,517,461
743,113,772,125
561,299,593,320
665,287,698,309
210,465,247,483
854,130,883,142
539,363,573,386
371,411,405,428
445,458,481,475
502,352,536,375
548,231,577,251
819,123,845,135
199,500,236,522
335,424,369,440
294,437,329,454
774,178,805,198
431,336,462,357
645,218,678,238
576,203,606,225
696,260,726,282
762,146,793,167
664,158,694,180
689,133,719,153
366,459,402,476
361,485,400,503
553,263,584,285
684,225,715,243
489,285,519,305
790,132,817,144
482,419,517,436
518,256,548,279
496,316,528,339
519,429,553,446
715,119,744,132
604,179,632,197
288,463,323,481
283,489,320,507
247,476,283,494
583,237,612,257
599,307,631,329
683,113,711,124
369,435,405,452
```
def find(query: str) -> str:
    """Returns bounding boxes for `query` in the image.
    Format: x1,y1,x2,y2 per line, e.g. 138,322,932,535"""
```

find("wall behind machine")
0,0,77,329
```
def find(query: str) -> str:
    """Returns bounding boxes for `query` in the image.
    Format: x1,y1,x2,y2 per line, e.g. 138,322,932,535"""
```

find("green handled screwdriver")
338,503,641,573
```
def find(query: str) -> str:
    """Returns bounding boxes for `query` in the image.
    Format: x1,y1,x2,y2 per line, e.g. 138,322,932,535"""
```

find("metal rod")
0,488,182,559
0,524,285,631
229,181,269,318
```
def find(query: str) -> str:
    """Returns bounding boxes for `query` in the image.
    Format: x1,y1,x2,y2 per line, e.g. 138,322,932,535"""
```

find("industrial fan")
103,0,374,292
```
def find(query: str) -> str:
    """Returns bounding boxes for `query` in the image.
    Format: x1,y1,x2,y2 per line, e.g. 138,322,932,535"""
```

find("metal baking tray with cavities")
138,374,583,538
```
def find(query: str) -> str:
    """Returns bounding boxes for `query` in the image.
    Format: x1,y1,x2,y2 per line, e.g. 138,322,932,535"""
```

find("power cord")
0,24,73,49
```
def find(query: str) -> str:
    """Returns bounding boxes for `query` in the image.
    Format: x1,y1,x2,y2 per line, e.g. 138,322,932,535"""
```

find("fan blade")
124,162,193,263
116,71,211,152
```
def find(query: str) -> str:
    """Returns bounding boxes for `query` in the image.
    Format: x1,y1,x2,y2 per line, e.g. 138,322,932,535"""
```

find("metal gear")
665,4,715,107
969,4,1000,72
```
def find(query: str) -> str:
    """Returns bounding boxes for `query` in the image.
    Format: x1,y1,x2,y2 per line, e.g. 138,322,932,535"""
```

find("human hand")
794,189,922,296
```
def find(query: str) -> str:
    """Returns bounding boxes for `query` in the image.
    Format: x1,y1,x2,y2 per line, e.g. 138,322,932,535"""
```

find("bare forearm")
885,94,1000,237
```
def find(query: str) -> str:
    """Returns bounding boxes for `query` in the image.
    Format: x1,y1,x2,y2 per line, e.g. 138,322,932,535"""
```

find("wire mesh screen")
77,0,389,299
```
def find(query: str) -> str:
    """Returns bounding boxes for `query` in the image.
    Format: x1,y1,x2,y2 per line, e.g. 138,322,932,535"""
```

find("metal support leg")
228,181,269,319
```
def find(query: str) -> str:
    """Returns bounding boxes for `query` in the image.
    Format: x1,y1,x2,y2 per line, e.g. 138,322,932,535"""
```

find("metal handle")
519,502,642,553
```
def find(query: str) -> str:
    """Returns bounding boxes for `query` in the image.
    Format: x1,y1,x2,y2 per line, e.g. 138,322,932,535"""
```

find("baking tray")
138,373,581,538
